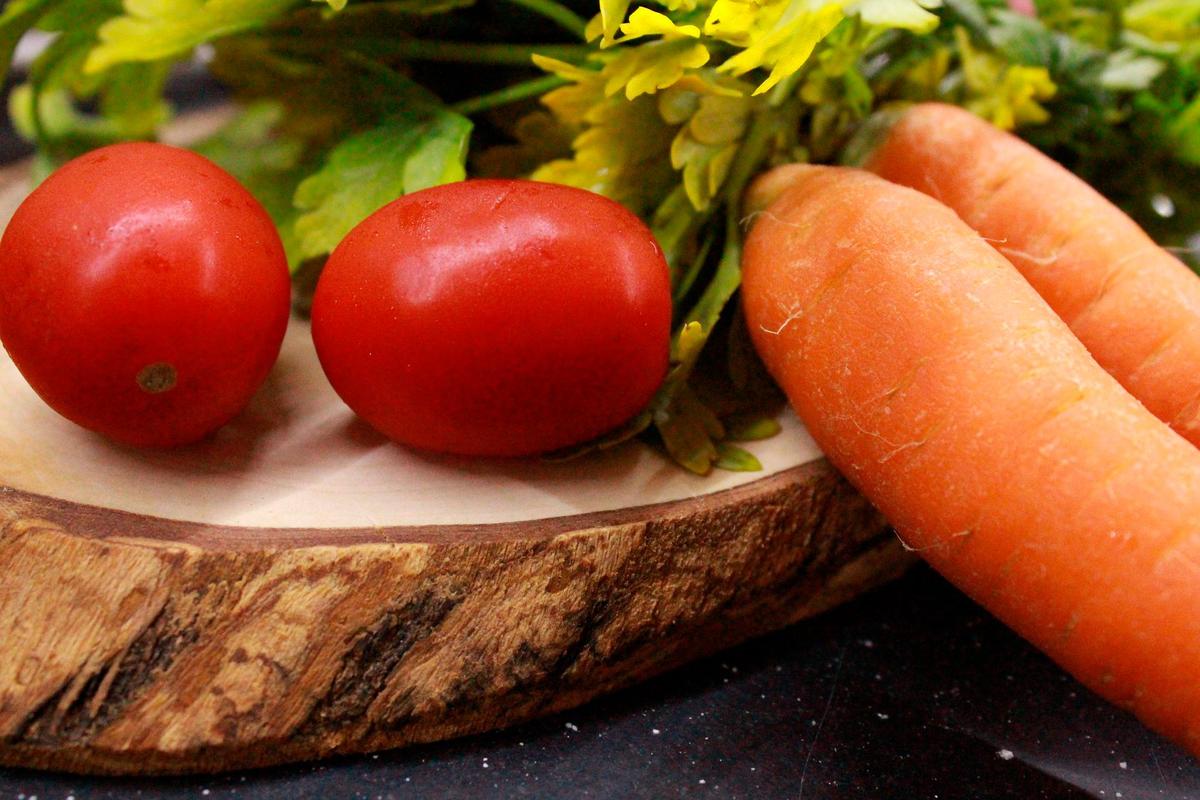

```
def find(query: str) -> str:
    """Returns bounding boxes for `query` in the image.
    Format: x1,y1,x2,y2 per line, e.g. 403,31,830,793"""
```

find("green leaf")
85,0,302,73
1167,93,1200,164
1099,49,1166,90
714,442,762,472
940,0,990,39
15,0,170,165
850,0,941,34
389,0,476,13
541,408,653,461
0,0,61,89
655,381,724,474
292,105,472,261
724,414,782,442
98,60,173,138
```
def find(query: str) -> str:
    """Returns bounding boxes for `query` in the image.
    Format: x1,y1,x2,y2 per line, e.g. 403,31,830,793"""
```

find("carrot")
864,102,1200,447
741,164,1200,756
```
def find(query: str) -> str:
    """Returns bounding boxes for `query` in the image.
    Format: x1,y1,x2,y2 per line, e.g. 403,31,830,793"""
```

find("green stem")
269,36,591,65
501,0,589,39
343,50,441,104
451,74,566,115
724,105,777,214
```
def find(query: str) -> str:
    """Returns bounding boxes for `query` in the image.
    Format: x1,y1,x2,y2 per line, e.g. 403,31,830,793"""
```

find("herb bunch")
2,0,1197,472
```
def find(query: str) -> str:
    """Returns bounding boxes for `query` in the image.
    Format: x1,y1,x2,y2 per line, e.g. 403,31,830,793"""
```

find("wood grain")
0,465,906,775
0,127,909,774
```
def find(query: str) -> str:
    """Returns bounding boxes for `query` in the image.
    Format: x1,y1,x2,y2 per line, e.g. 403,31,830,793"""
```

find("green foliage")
293,104,471,262
85,0,303,74
0,0,59,89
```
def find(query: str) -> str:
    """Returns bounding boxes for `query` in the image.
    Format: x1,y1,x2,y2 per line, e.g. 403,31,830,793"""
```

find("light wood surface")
0,131,908,774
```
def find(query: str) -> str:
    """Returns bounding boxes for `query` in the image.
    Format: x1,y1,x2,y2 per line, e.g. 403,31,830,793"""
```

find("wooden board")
0,146,910,775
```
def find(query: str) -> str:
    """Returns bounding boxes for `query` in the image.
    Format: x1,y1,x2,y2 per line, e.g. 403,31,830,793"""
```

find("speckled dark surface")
1,567,1197,800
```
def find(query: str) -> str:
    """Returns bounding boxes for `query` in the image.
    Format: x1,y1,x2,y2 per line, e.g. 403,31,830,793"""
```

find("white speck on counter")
877,713,889,720
860,639,875,648
1119,761,1128,769
998,749,1014,761
699,779,706,785
202,792,211,797
565,722,579,732
652,728,661,735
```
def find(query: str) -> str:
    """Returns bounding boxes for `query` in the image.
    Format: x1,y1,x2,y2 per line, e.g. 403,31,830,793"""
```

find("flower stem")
451,74,567,115
501,0,589,39
270,36,591,66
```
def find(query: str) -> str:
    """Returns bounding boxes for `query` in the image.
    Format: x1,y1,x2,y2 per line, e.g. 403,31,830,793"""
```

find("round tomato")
311,179,672,457
0,142,291,447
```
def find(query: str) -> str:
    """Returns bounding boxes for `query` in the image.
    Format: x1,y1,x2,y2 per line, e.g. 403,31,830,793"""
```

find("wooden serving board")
0,150,909,775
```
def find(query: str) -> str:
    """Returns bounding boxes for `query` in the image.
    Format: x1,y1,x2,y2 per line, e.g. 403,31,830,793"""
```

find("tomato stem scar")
137,363,177,394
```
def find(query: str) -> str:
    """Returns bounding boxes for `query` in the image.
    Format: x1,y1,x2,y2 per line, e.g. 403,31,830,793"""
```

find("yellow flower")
595,0,633,44
589,9,712,99
605,40,711,98
533,55,607,127
706,0,846,96
616,7,703,42
956,29,1057,130
703,0,941,95
532,55,679,213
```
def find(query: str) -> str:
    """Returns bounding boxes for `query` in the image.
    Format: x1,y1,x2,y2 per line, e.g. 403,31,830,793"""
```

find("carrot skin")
866,103,1200,446
742,165,1200,756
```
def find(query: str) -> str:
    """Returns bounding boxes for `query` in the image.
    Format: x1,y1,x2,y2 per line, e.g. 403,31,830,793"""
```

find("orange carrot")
865,103,1200,447
741,164,1200,757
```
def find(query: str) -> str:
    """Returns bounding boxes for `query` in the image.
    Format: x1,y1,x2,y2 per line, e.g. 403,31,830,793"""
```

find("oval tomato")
0,142,291,447
311,179,672,457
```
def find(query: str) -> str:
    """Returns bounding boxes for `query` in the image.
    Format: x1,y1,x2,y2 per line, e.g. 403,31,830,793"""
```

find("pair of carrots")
740,104,1200,756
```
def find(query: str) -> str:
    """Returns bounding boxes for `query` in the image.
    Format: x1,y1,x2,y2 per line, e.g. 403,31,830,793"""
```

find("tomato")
0,142,291,447
311,179,672,457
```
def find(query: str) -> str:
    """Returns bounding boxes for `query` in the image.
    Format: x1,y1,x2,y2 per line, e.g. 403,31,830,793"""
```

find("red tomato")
0,142,291,447
311,179,672,457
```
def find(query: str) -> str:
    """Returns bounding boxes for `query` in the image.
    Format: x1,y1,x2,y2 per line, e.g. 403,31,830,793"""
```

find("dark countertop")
2,566,1198,799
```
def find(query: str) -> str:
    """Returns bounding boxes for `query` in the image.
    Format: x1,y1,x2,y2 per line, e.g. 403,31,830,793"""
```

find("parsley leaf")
292,104,472,262
85,0,304,74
